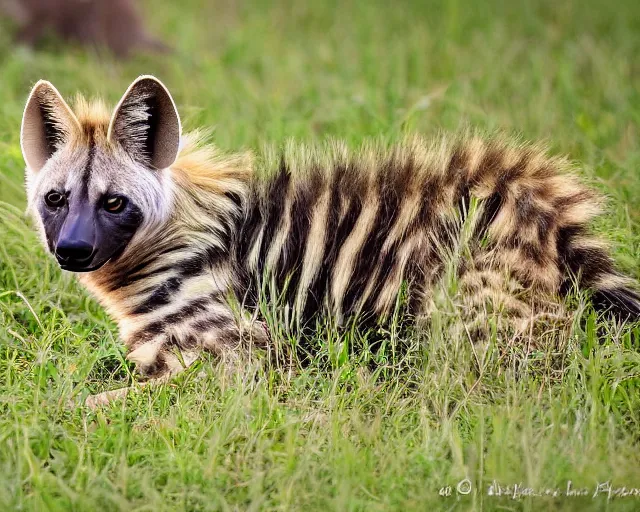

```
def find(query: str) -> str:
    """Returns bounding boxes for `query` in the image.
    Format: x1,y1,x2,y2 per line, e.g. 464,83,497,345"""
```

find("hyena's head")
21,75,181,272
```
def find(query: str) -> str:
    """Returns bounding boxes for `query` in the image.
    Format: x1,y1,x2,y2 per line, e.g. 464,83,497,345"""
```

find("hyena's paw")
64,387,132,410
81,372,178,410
84,387,134,410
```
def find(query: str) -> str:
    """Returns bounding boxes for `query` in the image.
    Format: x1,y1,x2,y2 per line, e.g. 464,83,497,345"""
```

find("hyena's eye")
103,195,127,214
44,191,66,208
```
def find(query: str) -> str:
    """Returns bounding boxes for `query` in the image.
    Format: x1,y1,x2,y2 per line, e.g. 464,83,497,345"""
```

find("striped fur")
22,76,640,380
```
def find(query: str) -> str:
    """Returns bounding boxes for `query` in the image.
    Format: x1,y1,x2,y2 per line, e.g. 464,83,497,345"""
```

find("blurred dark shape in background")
0,0,170,57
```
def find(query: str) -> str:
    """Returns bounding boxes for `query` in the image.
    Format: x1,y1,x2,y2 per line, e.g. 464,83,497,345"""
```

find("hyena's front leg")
83,335,199,409
83,317,269,409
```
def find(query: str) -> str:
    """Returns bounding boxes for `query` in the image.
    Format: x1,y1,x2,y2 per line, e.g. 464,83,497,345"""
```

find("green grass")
1,0,640,510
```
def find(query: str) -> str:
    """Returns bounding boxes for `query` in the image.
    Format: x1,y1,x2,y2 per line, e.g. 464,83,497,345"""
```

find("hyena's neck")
79,139,262,376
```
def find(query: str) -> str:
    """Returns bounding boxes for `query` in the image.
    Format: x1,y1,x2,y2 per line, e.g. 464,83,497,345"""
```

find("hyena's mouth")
56,240,130,273
58,260,109,273
54,241,101,272
57,255,109,273
54,231,135,273
55,241,116,273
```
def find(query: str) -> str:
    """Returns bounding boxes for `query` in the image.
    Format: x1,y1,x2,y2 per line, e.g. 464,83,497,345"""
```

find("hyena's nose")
55,239,95,265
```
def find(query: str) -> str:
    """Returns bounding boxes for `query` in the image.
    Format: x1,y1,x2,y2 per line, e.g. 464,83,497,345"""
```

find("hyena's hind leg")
421,252,571,352
457,261,570,343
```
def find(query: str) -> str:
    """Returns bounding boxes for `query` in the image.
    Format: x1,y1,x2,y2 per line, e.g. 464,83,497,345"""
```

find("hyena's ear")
108,75,181,170
21,80,81,172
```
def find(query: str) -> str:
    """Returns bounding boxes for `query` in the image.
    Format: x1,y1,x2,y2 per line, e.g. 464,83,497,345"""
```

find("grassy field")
1,0,640,510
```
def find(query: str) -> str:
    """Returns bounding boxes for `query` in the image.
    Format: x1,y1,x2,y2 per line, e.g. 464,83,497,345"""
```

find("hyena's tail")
463,136,640,323
557,227,640,321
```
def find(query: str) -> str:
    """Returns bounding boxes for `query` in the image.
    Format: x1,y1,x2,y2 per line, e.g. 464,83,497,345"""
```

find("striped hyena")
20,76,640,404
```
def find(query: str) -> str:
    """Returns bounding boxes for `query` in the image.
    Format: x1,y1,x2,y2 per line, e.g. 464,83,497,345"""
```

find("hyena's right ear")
21,80,81,172
108,75,181,170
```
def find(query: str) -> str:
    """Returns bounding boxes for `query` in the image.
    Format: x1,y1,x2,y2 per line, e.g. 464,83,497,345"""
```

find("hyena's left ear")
108,75,181,170
21,80,81,172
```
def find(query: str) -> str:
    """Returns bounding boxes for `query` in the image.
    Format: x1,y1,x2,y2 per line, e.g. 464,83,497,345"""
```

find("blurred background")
0,0,639,234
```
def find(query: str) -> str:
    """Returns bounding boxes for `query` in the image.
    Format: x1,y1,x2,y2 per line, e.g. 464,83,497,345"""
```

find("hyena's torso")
86,137,634,377
22,77,640,380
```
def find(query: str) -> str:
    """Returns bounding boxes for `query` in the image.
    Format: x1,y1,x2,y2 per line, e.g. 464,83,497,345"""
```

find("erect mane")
170,131,252,197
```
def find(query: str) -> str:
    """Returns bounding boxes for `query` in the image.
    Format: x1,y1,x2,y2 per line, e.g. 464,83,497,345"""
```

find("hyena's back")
238,135,640,327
